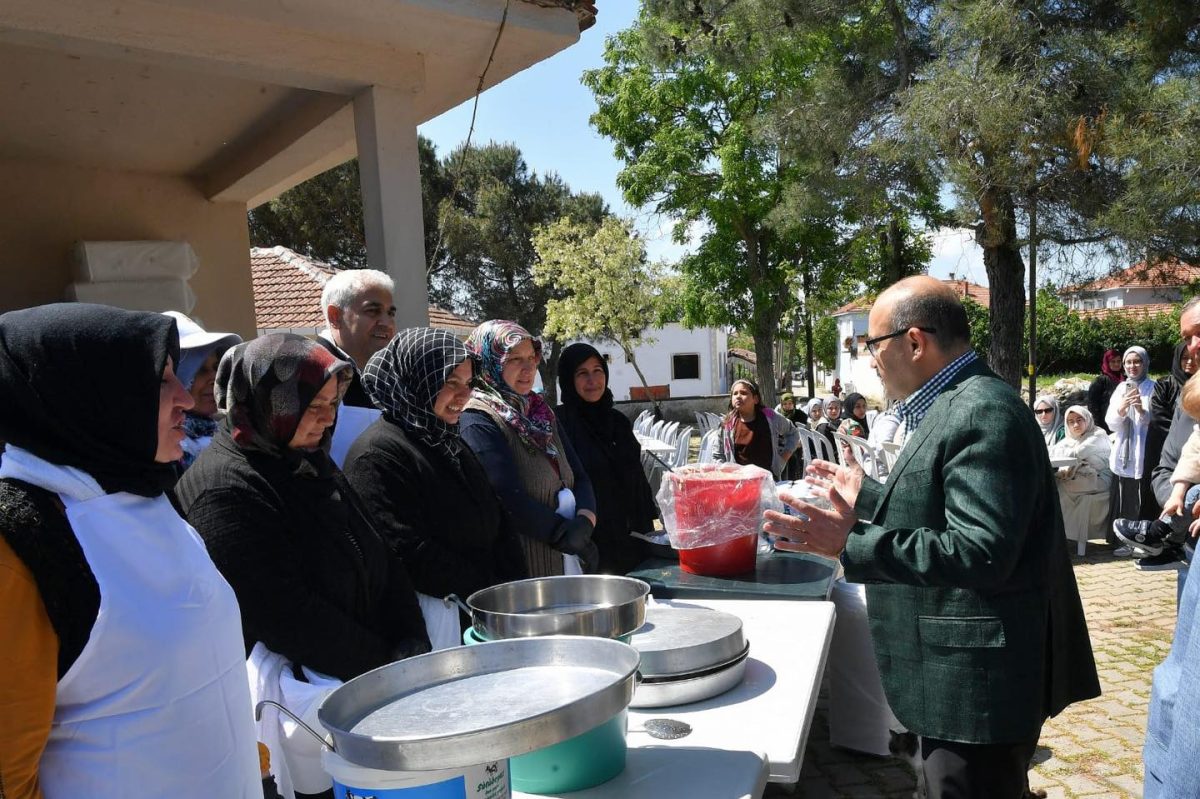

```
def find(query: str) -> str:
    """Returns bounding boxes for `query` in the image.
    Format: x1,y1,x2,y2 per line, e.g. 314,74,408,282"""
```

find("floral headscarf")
465,320,557,458
363,327,473,459
216,333,351,461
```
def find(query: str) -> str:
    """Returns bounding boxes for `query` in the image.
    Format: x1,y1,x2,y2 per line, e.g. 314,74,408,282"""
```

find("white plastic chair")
697,428,721,463
835,432,882,479
661,421,681,447
649,420,667,440
672,426,695,468
797,427,837,467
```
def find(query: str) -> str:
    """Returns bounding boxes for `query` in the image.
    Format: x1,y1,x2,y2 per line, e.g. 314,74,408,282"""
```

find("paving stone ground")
766,545,1181,798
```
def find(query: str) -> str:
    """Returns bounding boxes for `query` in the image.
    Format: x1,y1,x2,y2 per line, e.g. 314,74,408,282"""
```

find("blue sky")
417,3,990,287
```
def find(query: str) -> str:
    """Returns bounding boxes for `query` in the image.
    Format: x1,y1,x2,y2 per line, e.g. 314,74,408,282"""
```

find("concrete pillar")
353,85,429,326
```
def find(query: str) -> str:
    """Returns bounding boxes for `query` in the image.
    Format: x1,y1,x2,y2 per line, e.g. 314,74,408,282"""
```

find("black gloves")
554,515,601,572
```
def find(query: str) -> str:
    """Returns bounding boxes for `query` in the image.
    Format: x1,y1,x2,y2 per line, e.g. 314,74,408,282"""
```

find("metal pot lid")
318,637,639,771
630,606,746,678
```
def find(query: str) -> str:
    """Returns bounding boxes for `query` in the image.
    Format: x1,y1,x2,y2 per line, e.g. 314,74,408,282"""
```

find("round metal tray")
464,575,650,641
631,645,750,708
630,606,746,678
318,637,640,771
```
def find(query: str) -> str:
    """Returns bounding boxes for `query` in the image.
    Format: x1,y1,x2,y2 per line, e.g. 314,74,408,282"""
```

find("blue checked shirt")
894,350,978,450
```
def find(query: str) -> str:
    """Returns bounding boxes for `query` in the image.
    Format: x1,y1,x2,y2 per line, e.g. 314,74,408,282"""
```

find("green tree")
659,0,1199,387
533,216,665,409
432,142,608,402
813,315,838,371
585,9,853,407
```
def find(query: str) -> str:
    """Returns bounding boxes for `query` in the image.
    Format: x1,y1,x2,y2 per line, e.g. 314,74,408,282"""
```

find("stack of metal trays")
629,606,750,708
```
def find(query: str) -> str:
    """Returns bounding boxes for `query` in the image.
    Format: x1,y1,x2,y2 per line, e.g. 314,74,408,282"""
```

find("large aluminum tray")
318,637,639,771
631,605,746,678
464,575,649,641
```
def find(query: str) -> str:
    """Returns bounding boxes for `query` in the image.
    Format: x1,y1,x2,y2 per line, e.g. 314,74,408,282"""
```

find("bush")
968,290,1181,376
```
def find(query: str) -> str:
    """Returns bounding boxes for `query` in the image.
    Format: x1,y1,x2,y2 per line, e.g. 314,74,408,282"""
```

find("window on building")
672,353,700,380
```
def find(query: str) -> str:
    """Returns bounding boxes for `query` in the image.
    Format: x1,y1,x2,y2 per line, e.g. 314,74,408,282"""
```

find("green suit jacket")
845,358,1100,744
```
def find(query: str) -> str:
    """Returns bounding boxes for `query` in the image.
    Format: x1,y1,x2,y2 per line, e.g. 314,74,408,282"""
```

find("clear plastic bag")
656,463,782,550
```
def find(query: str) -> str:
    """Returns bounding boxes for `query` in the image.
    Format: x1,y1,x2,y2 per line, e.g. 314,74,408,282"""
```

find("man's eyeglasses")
864,327,937,358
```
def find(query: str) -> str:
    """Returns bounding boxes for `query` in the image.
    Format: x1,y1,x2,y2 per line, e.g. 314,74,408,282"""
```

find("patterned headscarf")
216,333,352,461
465,320,557,458
363,327,473,458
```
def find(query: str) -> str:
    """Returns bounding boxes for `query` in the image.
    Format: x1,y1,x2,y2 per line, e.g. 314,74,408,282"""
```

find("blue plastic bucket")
322,750,510,799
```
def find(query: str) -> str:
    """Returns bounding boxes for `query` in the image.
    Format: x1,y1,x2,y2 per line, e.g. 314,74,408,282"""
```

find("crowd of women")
0,304,663,799
1037,345,1198,562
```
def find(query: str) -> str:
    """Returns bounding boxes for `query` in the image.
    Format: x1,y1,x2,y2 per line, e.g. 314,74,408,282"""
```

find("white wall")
571,324,729,400
834,311,884,401
1065,285,1183,310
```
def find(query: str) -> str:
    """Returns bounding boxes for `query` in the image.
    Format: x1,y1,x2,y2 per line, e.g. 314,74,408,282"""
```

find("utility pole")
1027,191,1038,406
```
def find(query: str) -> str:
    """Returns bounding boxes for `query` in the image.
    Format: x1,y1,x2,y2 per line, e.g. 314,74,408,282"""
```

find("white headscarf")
805,397,824,418
1062,404,1094,441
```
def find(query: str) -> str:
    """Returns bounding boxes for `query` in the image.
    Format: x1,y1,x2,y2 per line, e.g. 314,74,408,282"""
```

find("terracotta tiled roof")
249,246,477,335
1075,303,1177,321
728,347,757,364
1063,259,1200,292
832,278,990,315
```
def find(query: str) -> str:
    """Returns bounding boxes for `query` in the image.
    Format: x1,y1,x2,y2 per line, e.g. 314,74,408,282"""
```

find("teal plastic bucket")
461,629,629,793
463,626,632,645
508,709,627,794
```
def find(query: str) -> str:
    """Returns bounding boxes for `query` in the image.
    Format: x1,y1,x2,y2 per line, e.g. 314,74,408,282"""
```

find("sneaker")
1136,548,1186,571
1113,545,1136,558
1113,519,1167,556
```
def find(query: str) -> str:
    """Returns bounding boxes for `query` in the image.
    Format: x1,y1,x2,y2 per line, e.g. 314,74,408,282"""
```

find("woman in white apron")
175,333,431,799
0,303,261,799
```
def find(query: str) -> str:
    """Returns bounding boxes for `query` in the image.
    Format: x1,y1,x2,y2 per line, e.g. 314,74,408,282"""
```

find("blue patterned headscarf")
465,320,557,458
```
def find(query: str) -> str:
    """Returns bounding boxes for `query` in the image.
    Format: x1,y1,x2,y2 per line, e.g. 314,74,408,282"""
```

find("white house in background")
573,325,729,401
830,278,990,401
1059,259,1199,313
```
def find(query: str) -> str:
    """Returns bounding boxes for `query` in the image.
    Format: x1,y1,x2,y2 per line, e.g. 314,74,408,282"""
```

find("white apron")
37,483,261,797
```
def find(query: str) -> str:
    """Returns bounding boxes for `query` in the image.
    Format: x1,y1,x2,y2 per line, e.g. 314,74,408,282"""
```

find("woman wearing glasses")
1033,395,1066,447
459,321,598,577
1105,346,1156,528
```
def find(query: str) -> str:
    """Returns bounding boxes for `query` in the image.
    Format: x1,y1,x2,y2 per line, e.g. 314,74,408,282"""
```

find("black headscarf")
362,327,474,459
1170,341,1193,388
217,333,351,470
557,343,617,440
841,392,870,438
0,303,180,497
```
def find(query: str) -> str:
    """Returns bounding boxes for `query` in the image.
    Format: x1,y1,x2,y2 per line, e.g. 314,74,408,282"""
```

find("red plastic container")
669,465,765,576
678,533,758,576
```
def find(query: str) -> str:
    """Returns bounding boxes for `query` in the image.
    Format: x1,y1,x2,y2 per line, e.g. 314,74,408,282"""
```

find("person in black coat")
555,343,658,575
175,334,430,683
1088,348,1124,435
343,328,527,624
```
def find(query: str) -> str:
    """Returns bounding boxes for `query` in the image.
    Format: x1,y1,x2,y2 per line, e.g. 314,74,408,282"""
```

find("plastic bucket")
322,750,510,799
678,533,758,576
509,709,627,794
462,626,632,646
460,631,628,792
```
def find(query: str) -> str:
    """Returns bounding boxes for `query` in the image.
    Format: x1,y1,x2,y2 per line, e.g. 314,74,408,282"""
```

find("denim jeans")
1143,487,1200,796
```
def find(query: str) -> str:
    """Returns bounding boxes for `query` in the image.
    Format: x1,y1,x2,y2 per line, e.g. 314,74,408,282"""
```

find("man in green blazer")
766,276,1099,798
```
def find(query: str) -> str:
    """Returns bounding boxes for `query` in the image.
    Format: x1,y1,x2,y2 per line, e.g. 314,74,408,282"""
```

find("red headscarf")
1100,349,1124,384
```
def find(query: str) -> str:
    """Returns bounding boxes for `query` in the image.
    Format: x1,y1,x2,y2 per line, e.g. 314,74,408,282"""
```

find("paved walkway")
772,546,1181,798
